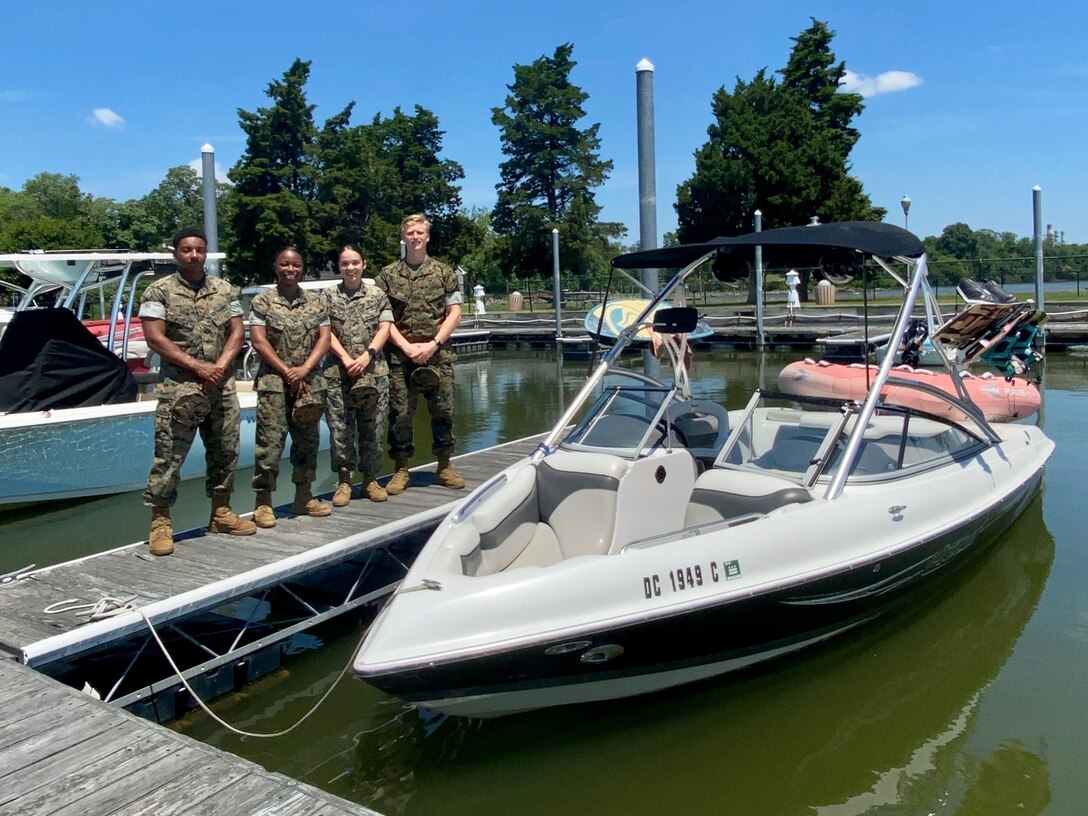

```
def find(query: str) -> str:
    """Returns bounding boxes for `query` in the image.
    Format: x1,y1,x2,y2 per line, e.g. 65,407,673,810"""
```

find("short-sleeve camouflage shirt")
139,273,240,383
320,282,393,379
376,257,462,343
249,287,329,387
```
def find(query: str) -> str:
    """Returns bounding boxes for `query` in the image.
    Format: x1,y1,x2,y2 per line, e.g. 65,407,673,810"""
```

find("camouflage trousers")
325,373,388,477
143,379,240,508
387,361,455,460
251,388,324,490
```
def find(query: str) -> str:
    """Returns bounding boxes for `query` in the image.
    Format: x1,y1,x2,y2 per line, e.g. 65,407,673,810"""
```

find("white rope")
44,596,137,620
136,608,363,739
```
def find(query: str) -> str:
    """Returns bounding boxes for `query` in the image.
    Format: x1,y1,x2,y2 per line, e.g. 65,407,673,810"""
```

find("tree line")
2,20,1084,294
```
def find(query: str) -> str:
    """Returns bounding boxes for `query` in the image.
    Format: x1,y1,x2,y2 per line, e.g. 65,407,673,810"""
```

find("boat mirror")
653,307,699,334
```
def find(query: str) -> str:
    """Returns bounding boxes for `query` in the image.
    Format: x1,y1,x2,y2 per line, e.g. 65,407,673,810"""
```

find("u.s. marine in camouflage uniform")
248,247,332,524
322,244,393,505
139,227,256,556
376,213,464,493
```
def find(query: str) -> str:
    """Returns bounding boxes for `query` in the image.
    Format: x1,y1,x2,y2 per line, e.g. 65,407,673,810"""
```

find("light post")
900,195,911,231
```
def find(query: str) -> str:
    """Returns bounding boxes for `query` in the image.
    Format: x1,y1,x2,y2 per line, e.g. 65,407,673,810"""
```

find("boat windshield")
561,368,676,456
717,391,988,487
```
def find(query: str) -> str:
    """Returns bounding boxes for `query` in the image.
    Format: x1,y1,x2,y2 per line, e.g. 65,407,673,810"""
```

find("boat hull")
0,389,326,506
356,461,1045,718
778,359,1041,422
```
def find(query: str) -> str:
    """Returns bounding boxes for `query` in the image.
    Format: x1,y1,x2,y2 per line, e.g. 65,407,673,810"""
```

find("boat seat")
449,450,628,576
667,400,730,459
536,450,626,559
684,468,812,527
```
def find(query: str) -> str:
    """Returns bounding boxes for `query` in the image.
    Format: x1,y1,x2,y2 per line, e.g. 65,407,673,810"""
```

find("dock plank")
0,659,379,815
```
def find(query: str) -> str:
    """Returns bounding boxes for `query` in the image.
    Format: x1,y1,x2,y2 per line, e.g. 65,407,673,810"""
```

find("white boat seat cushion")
684,468,812,526
536,450,626,559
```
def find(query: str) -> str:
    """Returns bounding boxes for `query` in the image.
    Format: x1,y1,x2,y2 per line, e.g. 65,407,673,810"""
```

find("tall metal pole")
552,228,563,344
1033,185,1045,312
754,210,764,351
900,195,911,232
200,144,220,277
636,58,659,379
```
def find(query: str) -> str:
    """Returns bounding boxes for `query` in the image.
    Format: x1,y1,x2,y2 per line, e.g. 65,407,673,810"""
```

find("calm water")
6,349,1088,815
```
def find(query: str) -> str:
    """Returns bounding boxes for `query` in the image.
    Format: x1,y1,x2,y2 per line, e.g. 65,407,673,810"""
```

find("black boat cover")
612,221,926,270
0,309,138,413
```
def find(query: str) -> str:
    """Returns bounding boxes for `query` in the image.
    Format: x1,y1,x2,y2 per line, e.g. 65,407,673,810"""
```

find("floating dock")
0,657,381,815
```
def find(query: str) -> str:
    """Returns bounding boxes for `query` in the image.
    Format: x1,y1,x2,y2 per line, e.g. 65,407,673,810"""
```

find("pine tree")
676,21,884,247
491,43,621,279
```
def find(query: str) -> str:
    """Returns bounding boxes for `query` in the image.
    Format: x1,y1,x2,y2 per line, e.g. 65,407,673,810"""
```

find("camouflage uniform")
377,257,463,460
139,274,243,508
249,288,329,490
321,282,393,477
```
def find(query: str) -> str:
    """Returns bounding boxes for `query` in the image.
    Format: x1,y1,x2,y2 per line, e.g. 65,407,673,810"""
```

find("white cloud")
839,70,923,98
89,107,125,128
188,157,231,185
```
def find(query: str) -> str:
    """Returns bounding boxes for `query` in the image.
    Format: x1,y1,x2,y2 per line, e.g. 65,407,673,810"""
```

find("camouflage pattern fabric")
249,288,328,489
140,274,243,508
387,360,455,459
377,258,461,460
251,388,323,489
140,274,240,384
322,282,392,475
376,257,462,348
325,371,389,476
143,379,241,507
320,283,392,380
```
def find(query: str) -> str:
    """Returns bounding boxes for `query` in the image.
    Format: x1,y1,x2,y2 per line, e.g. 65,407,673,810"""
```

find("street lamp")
900,195,911,231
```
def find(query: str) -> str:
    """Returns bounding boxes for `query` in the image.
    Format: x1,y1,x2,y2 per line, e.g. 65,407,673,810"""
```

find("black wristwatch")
433,338,443,350
366,347,378,356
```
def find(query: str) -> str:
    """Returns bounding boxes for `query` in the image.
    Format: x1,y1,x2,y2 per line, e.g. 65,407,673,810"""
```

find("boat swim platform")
0,659,381,816
0,434,543,723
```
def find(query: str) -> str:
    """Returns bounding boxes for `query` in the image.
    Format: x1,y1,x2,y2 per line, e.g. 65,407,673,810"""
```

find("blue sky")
4,1,1086,244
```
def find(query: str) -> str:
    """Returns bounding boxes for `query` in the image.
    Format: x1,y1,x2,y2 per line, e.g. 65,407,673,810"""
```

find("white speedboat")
352,222,1054,718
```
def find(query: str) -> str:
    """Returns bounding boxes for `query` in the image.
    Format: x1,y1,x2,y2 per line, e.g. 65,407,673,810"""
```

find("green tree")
491,43,622,279
228,58,322,282
0,173,109,252
229,61,465,280
319,105,466,267
675,20,883,301
677,22,882,242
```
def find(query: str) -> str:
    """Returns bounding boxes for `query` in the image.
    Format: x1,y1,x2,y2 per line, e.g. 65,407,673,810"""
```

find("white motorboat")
0,251,321,507
352,221,1054,718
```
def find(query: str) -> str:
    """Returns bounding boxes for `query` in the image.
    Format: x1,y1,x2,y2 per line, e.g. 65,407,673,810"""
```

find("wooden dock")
0,657,380,815
0,435,544,814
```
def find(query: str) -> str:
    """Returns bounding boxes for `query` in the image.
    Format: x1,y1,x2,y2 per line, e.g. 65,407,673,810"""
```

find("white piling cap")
636,58,654,73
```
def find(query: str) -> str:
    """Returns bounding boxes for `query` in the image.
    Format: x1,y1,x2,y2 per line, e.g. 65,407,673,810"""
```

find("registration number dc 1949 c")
642,559,741,598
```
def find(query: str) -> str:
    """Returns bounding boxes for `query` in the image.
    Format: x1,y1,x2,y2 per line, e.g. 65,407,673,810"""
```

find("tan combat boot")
332,468,353,507
361,474,388,502
148,506,174,556
208,497,257,536
291,484,331,517
253,490,277,529
385,460,411,495
436,456,465,490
